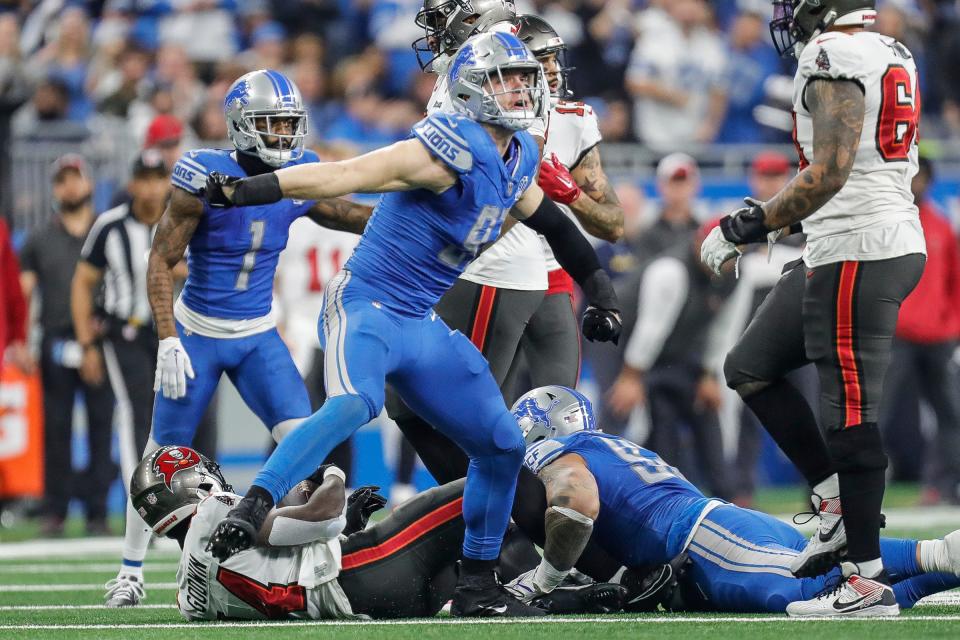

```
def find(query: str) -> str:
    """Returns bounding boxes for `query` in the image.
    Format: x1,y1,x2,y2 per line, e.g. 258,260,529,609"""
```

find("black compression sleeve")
520,196,601,284
233,172,283,206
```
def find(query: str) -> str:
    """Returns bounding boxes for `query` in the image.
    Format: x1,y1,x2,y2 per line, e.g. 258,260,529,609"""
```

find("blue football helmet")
224,69,307,167
511,386,599,446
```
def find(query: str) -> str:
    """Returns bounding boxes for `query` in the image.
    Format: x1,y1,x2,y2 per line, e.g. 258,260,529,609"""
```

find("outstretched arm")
148,188,203,339
209,139,458,207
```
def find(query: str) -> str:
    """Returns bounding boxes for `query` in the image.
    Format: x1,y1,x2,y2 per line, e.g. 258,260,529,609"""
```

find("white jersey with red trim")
177,492,354,621
541,101,603,273
275,218,359,375
459,101,602,289
792,31,925,267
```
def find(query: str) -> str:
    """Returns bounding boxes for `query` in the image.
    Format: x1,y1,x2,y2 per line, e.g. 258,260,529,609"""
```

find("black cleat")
205,490,273,562
451,569,546,617
531,582,627,614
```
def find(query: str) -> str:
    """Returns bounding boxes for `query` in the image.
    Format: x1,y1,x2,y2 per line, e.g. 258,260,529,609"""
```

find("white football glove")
154,337,195,400
700,226,741,276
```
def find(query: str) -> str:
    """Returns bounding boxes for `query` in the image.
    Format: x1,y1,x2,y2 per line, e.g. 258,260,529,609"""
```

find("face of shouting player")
486,67,535,114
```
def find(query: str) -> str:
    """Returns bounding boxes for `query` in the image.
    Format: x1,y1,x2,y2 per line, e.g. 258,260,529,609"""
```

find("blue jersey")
524,432,713,567
344,113,539,317
171,148,319,320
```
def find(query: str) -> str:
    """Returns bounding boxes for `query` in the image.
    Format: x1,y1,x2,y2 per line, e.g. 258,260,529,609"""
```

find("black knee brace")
825,423,888,473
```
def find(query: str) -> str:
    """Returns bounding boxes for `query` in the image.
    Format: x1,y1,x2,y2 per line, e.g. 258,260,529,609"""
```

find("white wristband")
322,466,347,484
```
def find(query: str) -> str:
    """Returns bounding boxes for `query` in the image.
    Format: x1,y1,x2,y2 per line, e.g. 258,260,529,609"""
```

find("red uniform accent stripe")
341,497,464,571
469,286,497,351
835,261,862,427
546,268,575,295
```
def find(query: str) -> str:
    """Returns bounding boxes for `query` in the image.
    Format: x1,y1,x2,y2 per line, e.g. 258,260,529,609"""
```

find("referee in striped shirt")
70,150,212,489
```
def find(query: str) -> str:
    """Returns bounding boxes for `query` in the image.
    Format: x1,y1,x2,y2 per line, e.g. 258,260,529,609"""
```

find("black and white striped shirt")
80,203,157,326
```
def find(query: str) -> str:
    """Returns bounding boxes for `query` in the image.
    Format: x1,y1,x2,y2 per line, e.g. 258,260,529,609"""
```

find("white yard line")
2,616,960,630
0,537,180,560
0,605,177,610
0,583,178,592
0,563,179,574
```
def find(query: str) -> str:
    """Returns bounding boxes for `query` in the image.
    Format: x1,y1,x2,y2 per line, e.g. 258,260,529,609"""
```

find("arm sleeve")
520,196,602,285
267,515,347,546
623,258,688,371
411,114,474,174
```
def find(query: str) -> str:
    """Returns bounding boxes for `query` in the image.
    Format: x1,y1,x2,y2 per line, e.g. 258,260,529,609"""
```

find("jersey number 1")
876,65,920,162
236,220,266,290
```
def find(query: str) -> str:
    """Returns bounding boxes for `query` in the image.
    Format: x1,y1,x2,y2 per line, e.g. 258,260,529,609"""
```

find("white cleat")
790,493,846,577
786,563,899,618
104,574,146,607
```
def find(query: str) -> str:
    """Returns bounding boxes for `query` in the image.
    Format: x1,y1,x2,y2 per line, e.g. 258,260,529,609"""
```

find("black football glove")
582,306,622,345
343,485,387,535
203,171,242,208
719,197,768,244
620,551,690,612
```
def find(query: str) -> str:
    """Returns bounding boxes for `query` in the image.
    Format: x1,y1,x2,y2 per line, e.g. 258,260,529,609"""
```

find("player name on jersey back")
792,31,925,267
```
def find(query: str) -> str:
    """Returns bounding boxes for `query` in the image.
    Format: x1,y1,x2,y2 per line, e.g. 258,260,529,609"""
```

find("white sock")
918,540,950,573
846,558,884,579
120,437,161,579
119,499,150,579
813,473,840,499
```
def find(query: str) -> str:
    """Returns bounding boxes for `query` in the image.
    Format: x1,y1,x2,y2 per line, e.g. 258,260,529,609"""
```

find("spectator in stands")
716,6,781,143
879,156,960,504
18,155,114,537
626,0,728,149
154,0,238,65
239,21,288,71
26,6,92,121
153,44,204,125
0,215,30,377
94,43,152,118
632,153,703,259
11,75,89,141
606,219,737,499
144,113,185,172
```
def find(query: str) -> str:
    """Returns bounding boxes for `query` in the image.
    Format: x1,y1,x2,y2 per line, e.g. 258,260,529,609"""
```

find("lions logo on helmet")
224,78,251,112
511,386,599,446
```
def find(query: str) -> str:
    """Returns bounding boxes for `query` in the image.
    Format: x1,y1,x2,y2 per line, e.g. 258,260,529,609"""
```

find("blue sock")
894,573,960,609
880,537,921,582
253,394,372,503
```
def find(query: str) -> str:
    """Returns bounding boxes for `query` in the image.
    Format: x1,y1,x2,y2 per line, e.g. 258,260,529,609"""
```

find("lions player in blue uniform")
511,386,960,616
104,69,372,607
200,32,622,616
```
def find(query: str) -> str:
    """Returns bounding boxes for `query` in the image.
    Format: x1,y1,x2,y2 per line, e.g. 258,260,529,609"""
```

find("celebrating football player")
105,69,372,607
512,386,960,615
133,446,626,620
200,32,621,617
699,0,925,616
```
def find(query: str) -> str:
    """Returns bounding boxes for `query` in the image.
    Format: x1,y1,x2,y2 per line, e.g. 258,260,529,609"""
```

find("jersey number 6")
876,64,920,162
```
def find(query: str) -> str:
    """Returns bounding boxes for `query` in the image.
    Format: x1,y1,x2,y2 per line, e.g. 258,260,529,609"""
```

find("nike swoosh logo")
558,177,574,189
818,518,842,543
482,604,508,614
833,594,868,611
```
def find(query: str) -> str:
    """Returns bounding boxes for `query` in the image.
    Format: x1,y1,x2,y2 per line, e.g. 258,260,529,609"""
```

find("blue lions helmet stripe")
265,69,297,106
493,32,530,61
567,388,597,431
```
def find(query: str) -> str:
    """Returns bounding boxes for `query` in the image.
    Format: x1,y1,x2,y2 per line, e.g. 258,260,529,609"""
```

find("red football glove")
537,153,582,205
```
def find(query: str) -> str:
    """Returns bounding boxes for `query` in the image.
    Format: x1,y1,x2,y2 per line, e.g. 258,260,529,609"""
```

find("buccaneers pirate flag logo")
153,447,202,489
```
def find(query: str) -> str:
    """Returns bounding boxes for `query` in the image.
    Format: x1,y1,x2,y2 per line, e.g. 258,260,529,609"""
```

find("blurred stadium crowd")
1,0,960,535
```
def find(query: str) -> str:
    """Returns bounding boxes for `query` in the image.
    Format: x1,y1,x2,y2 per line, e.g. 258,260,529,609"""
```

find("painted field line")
0,537,180,559
3,615,960,629
0,563,179,574
0,604,177,611
0,582,178,592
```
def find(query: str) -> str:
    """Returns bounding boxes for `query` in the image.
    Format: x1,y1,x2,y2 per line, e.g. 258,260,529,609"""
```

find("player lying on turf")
508,386,960,616
130,445,626,621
